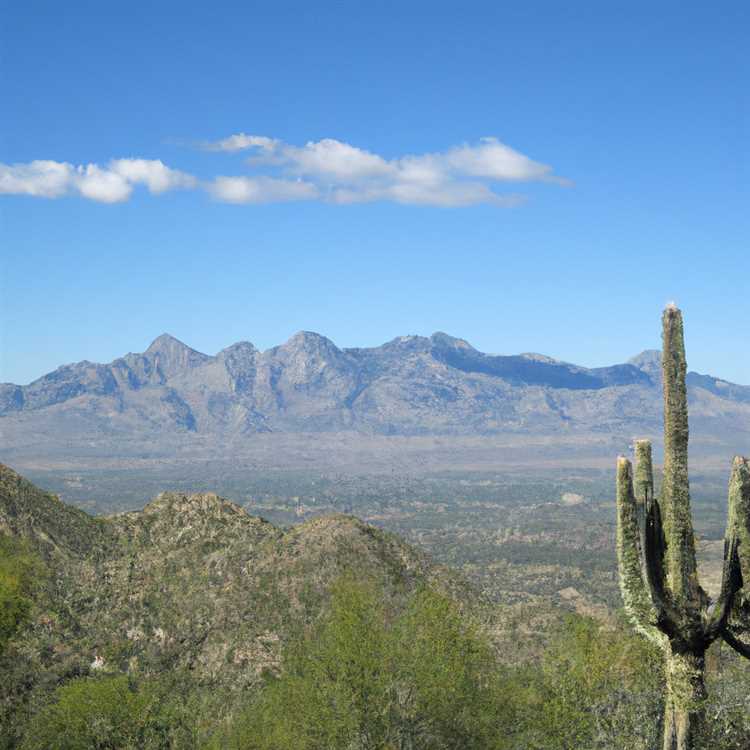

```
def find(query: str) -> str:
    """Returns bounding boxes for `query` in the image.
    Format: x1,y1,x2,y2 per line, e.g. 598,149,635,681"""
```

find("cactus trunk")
661,649,706,750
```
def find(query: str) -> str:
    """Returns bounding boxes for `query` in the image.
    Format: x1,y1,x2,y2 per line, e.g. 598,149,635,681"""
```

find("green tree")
0,534,43,653
227,576,392,749
224,576,513,749
19,670,234,750
514,615,663,750
390,588,513,749
21,676,153,750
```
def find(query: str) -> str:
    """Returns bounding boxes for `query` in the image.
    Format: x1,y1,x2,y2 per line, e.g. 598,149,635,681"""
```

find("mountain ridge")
1,332,749,468
8,331,747,394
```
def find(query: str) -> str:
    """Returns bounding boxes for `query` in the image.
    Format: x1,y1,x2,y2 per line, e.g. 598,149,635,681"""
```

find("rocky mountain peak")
123,491,273,546
276,332,348,367
218,341,258,370
628,350,662,379
219,341,257,358
145,333,187,354
141,490,246,517
628,349,661,367
519,352,562,364
429,332,475,351
282,331,339,351
143,334,211,378
380,335,433,353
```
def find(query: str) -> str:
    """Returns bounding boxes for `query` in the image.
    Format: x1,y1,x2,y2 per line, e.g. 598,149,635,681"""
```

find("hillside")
0,463,484,736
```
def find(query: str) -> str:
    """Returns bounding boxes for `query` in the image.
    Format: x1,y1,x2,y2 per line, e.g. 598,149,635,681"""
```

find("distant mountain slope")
1,332,749,461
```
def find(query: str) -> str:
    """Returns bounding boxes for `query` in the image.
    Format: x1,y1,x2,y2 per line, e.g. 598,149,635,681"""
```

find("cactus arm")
633,439,676,626
703,459,749,637
729,457,750,593
634,439,653,563
634,439,655,509
712,456,750,655
660,306,702,603
642,491,682,636
616,456,666,643
721,626,750,659
643,494,668,606
703,536,741,640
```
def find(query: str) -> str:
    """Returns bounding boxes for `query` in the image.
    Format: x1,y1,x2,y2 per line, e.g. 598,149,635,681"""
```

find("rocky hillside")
1,332,749,466
0,463,472,699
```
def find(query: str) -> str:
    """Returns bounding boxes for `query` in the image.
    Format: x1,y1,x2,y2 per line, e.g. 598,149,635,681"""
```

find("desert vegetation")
4,563,749,749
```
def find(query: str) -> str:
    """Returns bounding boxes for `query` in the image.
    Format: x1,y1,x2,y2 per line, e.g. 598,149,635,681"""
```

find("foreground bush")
222,577,514,750
0,535,43,655
514,614,663,750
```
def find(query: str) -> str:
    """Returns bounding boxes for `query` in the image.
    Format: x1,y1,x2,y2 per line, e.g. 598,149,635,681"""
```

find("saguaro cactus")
616,305,750,750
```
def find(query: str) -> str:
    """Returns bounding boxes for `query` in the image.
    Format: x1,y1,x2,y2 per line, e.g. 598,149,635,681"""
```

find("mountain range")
1,331,749,470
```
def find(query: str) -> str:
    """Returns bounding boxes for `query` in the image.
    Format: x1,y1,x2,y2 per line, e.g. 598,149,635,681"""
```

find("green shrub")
0,535,44,653
21,676,152,750
223,576,513,749
510,614,663,750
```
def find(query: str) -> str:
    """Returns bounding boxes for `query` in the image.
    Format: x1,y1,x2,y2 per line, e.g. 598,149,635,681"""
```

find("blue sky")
2,1,748,385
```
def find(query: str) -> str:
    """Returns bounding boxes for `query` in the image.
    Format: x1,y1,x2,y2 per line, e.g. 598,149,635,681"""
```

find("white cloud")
209,176,319,204
276,139,394,181
205,133,279,152
109,159,196,193
76,164,133,203
0,158,196,203
442,138,555,181
0,160,76,198
1,135,568,207
203,132,568,206
394,155,447,188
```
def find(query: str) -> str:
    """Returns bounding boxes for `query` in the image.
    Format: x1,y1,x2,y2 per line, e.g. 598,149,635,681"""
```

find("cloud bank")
1,135,568,207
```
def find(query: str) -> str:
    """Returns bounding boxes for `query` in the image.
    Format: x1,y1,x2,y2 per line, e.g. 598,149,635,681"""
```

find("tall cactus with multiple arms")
616,305,750,750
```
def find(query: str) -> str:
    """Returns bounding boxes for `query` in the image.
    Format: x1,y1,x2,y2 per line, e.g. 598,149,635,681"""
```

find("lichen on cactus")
615,306,750,750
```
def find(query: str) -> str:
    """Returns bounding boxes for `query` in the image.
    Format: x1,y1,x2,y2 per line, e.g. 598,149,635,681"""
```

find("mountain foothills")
0,461,467,679
2,331,749,465
0,463,477,744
